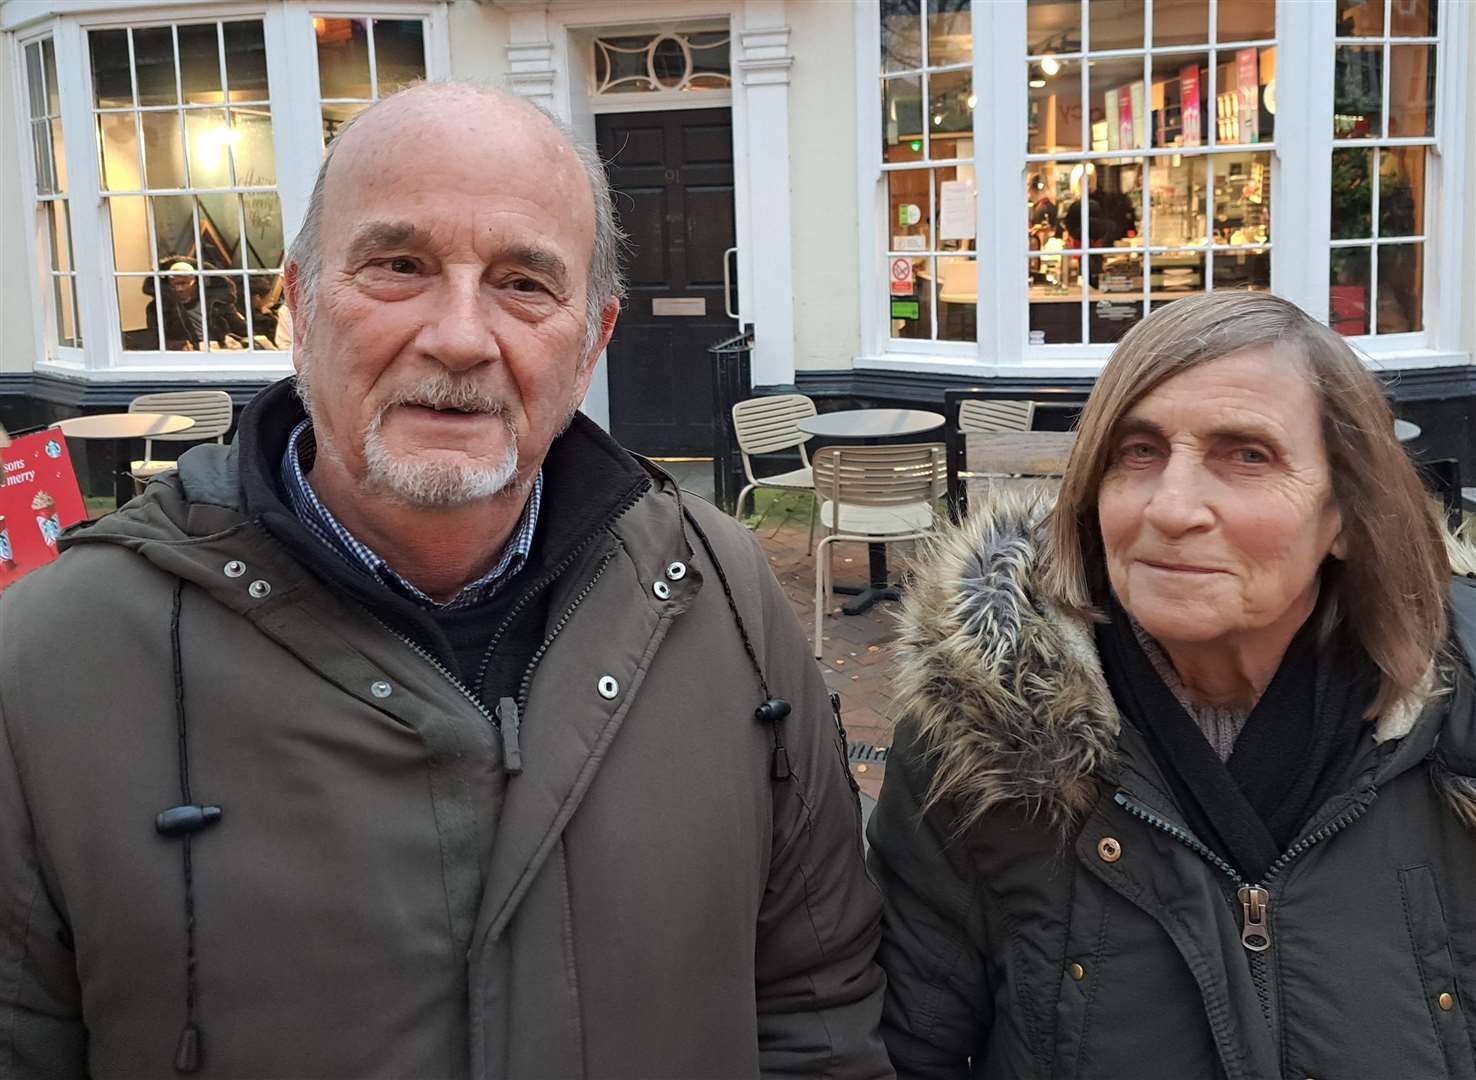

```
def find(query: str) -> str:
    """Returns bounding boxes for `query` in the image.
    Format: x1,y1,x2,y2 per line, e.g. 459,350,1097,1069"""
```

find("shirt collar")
279,417,541,610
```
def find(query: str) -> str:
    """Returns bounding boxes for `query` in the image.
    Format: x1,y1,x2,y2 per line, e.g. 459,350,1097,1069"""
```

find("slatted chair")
127,391,235,492
731,393,818,551
950,397,1036,519
811,443,946,657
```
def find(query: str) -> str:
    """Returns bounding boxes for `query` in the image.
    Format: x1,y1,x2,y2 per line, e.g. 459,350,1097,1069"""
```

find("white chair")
952,398,1037,517
731,394,818,551
811,443,946,657
127,391,235,491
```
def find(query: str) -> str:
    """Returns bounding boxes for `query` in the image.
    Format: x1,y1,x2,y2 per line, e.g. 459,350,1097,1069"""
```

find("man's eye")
384,257,417,275
510,278,544,293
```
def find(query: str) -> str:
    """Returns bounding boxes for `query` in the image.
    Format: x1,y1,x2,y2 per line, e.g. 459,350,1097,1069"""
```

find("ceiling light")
1041,55,1061,77
933,113,943,125
966,93,977,109
1029,78,1047,88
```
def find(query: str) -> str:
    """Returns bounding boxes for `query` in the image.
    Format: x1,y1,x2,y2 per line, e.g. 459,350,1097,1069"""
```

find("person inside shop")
144,255,249,350
0,82,888,1080
869,290,1475,1079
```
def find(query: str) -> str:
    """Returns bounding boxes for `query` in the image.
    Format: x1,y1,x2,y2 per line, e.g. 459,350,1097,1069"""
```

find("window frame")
6,0,449,379
854,0,1472,374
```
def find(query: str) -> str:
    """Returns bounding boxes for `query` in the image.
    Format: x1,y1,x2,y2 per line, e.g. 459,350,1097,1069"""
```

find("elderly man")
0,84,889,1079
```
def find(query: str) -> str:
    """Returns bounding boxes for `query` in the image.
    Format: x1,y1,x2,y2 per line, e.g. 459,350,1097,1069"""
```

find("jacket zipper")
513,550,616,715
374,616,499,729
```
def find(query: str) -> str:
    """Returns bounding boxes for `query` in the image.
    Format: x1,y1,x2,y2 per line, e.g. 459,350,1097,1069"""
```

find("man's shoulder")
677,492,768,574
1,542,169,656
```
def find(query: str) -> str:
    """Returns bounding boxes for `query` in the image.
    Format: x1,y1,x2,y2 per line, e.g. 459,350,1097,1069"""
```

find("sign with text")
1180,64,1202,147
1237,48,1260,144
889,256,916,296
0,431,86,592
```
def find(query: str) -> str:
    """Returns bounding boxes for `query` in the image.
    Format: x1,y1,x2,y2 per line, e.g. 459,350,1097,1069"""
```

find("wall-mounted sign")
938,181,976,241
890,299,920,319
889,257,916,297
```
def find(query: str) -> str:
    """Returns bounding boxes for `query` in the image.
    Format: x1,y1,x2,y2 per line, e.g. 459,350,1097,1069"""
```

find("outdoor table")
51,412,196,508
797,408,945,615
1395,419,1421,442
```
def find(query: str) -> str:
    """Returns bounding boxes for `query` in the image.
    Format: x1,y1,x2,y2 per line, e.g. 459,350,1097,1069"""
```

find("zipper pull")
1237,885,1271,952
497,697,524,776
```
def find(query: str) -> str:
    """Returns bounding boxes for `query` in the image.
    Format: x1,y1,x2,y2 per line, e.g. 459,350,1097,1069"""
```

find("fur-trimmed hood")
891,486,1476,832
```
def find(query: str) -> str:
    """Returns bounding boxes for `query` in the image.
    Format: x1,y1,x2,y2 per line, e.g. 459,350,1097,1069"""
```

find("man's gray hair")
286,82,626,357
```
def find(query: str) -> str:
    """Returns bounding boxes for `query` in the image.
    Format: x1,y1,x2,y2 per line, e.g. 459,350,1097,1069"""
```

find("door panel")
597,108,736,456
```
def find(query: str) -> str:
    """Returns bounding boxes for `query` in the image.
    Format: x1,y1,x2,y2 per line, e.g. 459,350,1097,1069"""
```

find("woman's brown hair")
1042,291,1450,718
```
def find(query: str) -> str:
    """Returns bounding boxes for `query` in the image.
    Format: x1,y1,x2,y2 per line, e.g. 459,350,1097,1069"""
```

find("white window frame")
5,0,449,381
854,0,1472,375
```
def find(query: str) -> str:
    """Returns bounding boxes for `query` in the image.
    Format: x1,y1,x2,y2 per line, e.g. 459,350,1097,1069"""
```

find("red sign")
1180,64,1201,147
0,430,87,592
889,256,915,297
1237,48,1259,143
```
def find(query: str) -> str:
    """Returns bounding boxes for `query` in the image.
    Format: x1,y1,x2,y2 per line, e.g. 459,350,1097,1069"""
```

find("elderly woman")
868,291,1475,1080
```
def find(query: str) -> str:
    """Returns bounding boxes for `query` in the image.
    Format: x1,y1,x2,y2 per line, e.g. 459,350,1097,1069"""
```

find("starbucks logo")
44,440,62,459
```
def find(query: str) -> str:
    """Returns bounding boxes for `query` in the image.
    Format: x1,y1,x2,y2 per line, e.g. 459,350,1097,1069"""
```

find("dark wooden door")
596,108,736,456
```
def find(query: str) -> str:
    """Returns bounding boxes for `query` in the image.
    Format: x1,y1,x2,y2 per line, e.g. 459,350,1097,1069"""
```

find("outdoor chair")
948,396,1036,519
731,393,818,551
127,391,235,492
811,443,946,658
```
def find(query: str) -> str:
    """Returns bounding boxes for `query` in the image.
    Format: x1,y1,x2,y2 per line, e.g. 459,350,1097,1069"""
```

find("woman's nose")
1142,453,1214,535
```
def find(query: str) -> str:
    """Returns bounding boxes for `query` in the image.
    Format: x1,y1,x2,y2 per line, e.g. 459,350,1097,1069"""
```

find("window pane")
888,169,932,250
1155,0,1209,47
1029,254,1083,342
152,194,197,264
881,0,922,73
42,39,60,115
133,27,178,107
109,196,154,272
46,202,73,274
318,18,372,99
141,111,187,190
1029,57,1082,153
1089,252,1142,342
928,69,973,142
54,275,80,347
184,109,232,187
25,43,45,118
1088,0,1144,52
247,273,289,348
1150,53,1209,148
1212,247,1271,292
1217,0,1274,42
323,102,369,150
32,122,54,195
50,119,68,193
1213,152,1270,245
1028,167,1070,248
1148,249,1204,298
1389,0,1437,36
1062,159,1142,247
1336,0,1383,35
1216,46,1274,144
1377,242,1422,332
178,23,223,104
1148,156,1207,246
375,20,426,96
1388,45,1435,137
1333,46,1382,138
883,75,924,158
1330,147,1373,238
936,166,976,252
937,256,976,341
90,30,134,108
224,21,271,102
1089,57,1147,151
888,256,932,339
98,113,142,191
202,275,249,348
1028,0,1079,56
231,110,277,187
1378,147,1425,237
120,277,161,350
927,0,972,66
1329,246,1371,335
198,193,242,268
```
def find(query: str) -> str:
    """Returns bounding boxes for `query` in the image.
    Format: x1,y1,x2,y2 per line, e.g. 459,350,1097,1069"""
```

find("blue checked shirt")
280,418,541,610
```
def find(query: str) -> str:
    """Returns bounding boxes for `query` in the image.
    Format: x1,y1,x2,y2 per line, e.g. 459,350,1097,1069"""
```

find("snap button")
597,675,620,700
665,561,686,581
1439,992,1455,1011
223,560,246,578
1097,836,1122,863
247,580,272,599
652,580,671,600
370,680,392,699
1069,962,1085,981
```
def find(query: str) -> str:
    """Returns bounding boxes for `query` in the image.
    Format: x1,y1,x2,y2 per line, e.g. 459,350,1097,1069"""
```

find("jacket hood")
892,486,1476,832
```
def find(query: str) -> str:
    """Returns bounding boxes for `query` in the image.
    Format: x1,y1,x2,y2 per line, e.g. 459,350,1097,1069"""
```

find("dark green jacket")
869,490,1476,1080
0,387,890,1079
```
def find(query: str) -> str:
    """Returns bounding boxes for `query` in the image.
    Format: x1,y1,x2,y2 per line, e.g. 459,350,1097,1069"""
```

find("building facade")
2,0,1473,473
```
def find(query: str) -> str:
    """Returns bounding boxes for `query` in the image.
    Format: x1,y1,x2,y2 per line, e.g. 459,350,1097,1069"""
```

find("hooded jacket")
0,382,891,1080
868,489,1476,1080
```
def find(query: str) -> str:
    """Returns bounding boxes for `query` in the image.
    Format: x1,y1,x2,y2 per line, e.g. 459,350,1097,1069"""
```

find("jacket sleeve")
866,718,992,1079
0,654,87,1078
741,532,893,1080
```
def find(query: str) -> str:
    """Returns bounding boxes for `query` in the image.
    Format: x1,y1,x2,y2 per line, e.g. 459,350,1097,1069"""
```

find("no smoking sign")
889,256,915,297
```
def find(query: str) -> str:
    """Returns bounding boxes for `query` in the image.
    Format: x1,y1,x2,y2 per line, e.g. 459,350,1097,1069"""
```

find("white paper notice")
939,181,976,241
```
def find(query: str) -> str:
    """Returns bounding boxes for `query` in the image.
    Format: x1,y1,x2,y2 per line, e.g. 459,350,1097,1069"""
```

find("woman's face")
1096,346,1346,656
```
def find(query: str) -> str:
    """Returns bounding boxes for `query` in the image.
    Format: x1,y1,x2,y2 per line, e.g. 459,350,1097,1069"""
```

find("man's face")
168,274,198,304
291,96,614,506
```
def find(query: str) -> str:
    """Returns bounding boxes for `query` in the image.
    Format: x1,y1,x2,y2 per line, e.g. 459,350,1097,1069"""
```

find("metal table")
798,408,945,615
51,412,196,507
1395,419,1421,443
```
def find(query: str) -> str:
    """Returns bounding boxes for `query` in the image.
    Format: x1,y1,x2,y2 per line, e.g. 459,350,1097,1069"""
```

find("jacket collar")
893,487,1476,832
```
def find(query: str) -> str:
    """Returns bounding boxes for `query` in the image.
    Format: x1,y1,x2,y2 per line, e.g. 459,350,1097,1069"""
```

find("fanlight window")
592,31,731,96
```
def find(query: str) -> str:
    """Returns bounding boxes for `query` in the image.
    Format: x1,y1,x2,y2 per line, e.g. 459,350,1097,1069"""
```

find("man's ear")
587,297,620,367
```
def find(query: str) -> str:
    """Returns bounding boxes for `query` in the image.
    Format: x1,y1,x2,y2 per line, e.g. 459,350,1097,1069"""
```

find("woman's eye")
1119,442,1158,461
1235,448,1270,464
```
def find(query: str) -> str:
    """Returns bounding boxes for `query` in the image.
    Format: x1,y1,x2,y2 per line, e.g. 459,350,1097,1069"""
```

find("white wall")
447,0,509,85
1463,7,1476,362
786,0,857,374
1,33,38,374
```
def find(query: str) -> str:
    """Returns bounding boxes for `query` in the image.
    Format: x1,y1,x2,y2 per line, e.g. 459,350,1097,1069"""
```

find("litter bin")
709,330,754,514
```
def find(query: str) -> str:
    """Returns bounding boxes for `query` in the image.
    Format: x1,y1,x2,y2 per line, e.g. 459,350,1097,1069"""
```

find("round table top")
51,412,196,439
1394,419,1421,442
797,408,945,439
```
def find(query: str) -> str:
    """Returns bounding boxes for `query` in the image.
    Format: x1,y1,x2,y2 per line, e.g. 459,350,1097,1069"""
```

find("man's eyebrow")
506,245,571,289
342,222,425,267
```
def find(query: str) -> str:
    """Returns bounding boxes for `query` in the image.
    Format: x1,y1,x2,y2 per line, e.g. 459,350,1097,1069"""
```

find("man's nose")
420,269,499,373
1141,452,1214,536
